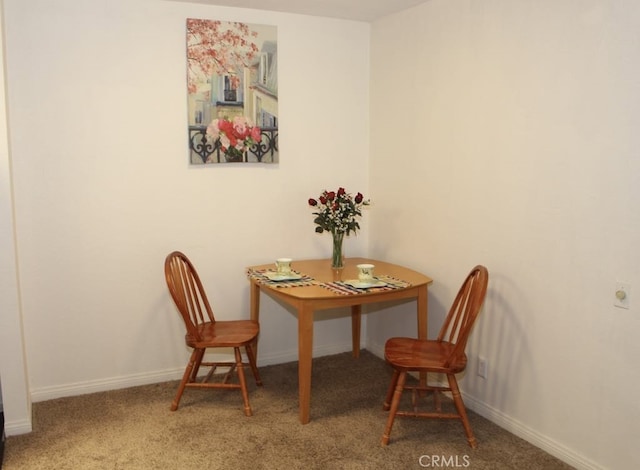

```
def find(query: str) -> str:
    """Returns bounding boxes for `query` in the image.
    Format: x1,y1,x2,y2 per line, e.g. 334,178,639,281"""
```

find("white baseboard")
4,417,32,437
29,341,354,404
30,368,186,403
365,340,385,359
463,393,603,470
257,341,354,367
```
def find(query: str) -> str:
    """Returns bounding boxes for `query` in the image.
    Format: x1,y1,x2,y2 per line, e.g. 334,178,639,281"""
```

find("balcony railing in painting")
188,126,279,163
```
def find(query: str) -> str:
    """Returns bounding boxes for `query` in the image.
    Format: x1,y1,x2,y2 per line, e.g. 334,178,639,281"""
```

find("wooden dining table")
247,257,433,424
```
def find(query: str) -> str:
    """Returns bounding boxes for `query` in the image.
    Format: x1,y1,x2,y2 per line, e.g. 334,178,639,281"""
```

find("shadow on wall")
466,272,535,407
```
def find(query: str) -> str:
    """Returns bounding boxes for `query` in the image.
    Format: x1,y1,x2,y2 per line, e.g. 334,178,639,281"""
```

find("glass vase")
225,146,245,162
331,231,344,269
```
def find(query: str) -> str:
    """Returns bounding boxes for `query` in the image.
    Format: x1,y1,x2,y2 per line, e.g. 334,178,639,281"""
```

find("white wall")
369,1,640,469
2,0,370,409
0,0,32,435
4,0,638,468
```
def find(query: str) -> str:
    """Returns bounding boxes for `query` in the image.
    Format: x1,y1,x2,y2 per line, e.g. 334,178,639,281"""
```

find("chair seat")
186,320,259,348
384,337,467,373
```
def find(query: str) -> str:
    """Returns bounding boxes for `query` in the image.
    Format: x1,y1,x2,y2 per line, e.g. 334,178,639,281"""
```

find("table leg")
351,305,361,358
298,304,314,424
417,285,428,340
250,282,261,358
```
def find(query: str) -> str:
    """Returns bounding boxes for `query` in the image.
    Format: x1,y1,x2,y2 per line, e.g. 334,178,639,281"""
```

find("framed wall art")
186,19,278,164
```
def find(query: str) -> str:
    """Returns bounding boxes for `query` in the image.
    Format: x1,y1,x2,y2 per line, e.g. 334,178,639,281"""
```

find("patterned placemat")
247,269,316,288
320,275,411,295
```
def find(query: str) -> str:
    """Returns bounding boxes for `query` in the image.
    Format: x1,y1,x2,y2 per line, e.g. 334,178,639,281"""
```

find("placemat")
320,275,411,295
247,269,315,288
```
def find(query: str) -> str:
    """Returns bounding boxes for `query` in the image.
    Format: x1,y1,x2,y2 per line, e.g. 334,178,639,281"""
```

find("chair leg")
381,370,406,446
383,369,400,411
245,343,263,386
235,347,252,417
447,374,477,448
190,348,205,382
171,349,199,411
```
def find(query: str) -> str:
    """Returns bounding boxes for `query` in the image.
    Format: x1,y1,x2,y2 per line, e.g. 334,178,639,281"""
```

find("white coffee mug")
357,263,375,281
275,258,292,275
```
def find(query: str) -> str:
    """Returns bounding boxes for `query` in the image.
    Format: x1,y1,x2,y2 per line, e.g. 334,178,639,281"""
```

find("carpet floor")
3,350,573,469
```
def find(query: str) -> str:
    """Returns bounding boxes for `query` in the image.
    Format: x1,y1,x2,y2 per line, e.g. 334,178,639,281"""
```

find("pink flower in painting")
206,116,261,153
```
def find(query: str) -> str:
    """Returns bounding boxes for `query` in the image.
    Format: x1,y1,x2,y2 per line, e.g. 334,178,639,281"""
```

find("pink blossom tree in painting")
186,19,259,94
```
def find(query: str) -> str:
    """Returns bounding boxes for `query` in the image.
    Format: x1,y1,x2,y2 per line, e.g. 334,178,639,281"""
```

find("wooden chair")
164,251,262,416
381,265,489,447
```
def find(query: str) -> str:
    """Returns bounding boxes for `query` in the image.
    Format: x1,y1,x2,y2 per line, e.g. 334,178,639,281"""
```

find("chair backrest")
164,251,215,341
436,265,489,367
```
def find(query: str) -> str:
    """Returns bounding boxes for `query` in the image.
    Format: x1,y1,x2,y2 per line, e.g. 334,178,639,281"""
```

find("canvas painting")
186,19,278,164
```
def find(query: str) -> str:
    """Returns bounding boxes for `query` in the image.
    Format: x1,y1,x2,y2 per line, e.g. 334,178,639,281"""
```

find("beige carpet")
3,351,573,469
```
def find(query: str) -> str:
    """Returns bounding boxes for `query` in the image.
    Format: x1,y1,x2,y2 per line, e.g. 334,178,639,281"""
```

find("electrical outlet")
478,357,488,379
614,282,630,309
